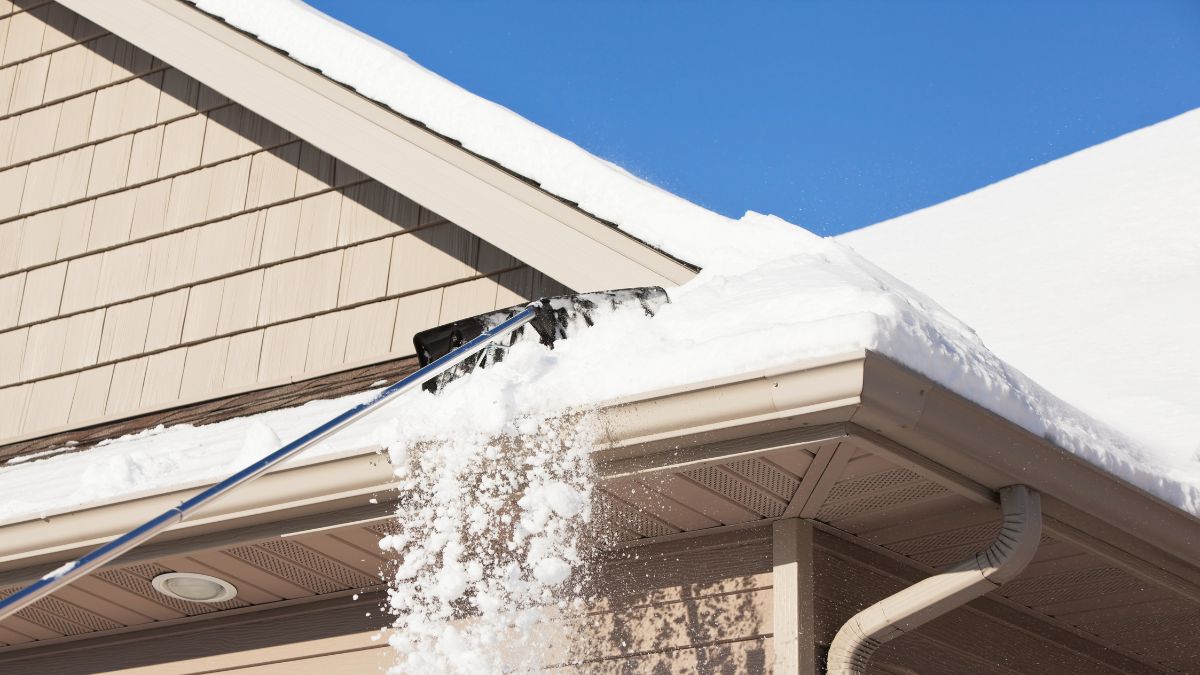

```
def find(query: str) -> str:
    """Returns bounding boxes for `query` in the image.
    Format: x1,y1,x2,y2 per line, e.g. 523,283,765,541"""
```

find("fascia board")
56,0,697,293
595,350,867,461
0,449,393,574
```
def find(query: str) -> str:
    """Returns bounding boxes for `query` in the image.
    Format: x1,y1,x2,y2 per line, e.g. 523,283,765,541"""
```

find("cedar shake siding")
0,0,570,443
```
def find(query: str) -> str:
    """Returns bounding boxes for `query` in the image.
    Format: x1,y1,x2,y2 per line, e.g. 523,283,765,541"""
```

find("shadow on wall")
574,526,772,673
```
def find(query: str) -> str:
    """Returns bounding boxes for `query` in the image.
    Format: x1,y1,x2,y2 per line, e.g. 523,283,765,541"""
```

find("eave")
3,350,1196,604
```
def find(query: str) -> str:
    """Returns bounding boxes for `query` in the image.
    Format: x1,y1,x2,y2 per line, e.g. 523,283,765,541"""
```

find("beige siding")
569,533,773,671
0,2,571,442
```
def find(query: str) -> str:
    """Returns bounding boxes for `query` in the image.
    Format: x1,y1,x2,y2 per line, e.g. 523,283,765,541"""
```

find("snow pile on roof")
191,0,802,271
3,216,1197,523
839,108,1200,474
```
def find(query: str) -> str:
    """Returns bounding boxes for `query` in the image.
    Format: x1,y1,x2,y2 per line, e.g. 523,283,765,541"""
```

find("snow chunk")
381,414,596,673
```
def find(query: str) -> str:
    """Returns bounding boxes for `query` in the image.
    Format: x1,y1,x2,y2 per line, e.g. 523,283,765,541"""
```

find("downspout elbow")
826,485,1041,675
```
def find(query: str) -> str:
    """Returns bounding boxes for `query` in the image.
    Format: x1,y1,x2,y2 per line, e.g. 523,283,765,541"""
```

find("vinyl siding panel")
0,272,23,328
0,2,572,442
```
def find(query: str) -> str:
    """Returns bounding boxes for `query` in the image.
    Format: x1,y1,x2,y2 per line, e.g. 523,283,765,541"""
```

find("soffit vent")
224,545,343,595
825,467,924,503
724,457,800,501
257,539,378,589
0,583,123,635
888,522,1002,567
1001,567,1144,605
817,482,947,522
682,465,785,518
368,521,401,537
596,491,678,539
97,563,247,615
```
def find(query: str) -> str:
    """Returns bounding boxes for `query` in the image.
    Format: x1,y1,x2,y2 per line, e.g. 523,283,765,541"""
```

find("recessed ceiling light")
151,572,238,603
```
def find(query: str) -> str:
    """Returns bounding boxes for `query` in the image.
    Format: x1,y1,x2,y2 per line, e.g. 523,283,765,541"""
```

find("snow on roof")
839,108,1200,483
0,2,1195,524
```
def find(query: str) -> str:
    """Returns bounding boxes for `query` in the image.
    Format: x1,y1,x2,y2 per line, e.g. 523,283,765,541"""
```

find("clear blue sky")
306,0,1200,235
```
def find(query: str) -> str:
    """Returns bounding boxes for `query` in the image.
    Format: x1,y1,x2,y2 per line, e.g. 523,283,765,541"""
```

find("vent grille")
1001,567,1144,606
368,521,400,537
96,563,245,615
683,466,784,517
817,482,947,521
889,522,1001,556
257,539,377,589
15,605,88,636
825,468,923,503
596,492,677,538
30,595,122,633
0,581,112,634
725,458,799,500
888,522,1000,567
225,545,344,595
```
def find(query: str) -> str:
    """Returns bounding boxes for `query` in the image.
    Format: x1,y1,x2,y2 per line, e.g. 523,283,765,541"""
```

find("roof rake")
0,287,669,621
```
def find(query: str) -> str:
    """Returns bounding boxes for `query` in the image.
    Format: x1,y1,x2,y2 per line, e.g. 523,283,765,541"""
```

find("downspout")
826,485,1041,674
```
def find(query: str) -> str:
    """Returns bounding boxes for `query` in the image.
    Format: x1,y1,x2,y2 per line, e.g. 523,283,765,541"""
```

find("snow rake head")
414,287,670,392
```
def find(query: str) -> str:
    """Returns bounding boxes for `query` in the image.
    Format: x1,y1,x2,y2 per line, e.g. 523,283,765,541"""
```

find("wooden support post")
774,517,818,674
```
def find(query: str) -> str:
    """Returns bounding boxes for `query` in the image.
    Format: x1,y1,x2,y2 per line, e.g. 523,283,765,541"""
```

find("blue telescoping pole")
0,306,539,621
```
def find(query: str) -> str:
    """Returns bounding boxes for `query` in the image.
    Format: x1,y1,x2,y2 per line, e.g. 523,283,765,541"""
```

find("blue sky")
307,1,1200,236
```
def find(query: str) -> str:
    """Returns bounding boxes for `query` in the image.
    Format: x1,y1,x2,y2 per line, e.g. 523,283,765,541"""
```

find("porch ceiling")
596,427,1200,672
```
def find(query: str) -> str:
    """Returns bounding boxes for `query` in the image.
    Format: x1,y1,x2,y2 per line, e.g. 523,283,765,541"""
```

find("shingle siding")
0,1,570,442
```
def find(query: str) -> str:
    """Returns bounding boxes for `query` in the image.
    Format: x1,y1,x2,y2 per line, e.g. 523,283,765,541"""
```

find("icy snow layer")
840,108,1200,473
191,0,802,271
1,219,1197,526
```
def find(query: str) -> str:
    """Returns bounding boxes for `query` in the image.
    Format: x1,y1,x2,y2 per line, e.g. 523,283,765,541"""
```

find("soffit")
598,432,1193,673
0,424,1191,672
0,514,391,660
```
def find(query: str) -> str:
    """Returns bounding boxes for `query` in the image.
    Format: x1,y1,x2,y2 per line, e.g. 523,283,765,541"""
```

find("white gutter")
826,485,1042,674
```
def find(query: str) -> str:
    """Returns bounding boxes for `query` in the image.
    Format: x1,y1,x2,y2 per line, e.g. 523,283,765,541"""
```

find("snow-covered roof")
839,109,1200,482
0,1,1195,523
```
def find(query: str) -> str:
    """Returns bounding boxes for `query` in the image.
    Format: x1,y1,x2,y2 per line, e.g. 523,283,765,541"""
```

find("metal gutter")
2,350,1197,607
826,485,1042,674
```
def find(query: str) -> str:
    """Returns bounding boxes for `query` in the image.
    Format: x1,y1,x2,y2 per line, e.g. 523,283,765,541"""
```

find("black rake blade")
413,287,670,392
